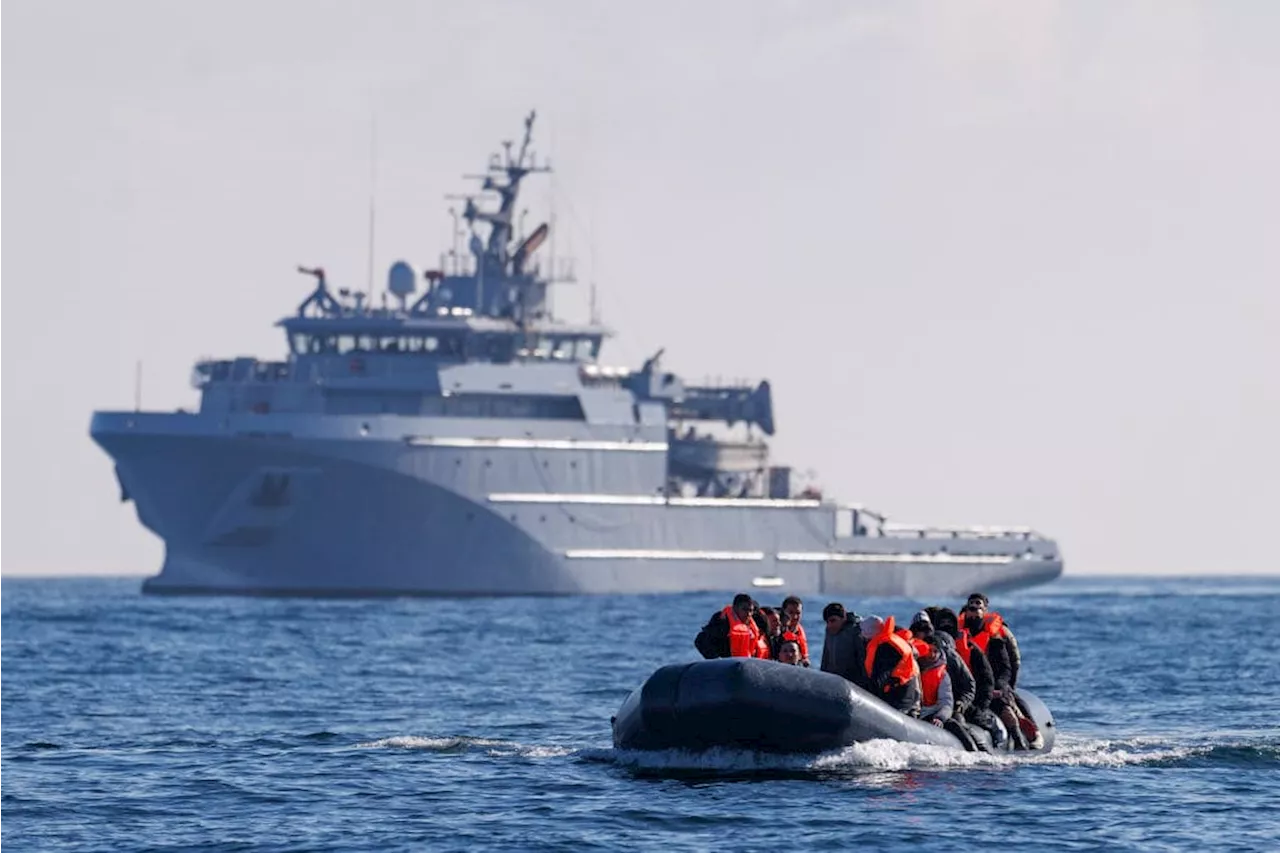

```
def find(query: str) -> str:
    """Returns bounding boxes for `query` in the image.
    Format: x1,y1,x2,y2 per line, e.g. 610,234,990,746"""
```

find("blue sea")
3,576,1279,851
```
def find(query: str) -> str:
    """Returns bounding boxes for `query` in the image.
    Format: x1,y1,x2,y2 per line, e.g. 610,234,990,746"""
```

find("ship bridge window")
296,332,456,357
574,339,598,361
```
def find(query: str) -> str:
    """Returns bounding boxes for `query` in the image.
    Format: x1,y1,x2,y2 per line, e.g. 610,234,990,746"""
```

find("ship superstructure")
90,112,1063,597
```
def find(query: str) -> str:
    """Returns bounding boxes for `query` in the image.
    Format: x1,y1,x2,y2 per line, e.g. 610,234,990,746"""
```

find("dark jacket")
935,632,977,716
964,640,995,714
1004,625,1022,688
819,618,867,688
694,611,730,659
986,635,1015,695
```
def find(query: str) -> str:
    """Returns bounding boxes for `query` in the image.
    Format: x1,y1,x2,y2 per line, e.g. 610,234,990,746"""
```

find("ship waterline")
90,112,1063,598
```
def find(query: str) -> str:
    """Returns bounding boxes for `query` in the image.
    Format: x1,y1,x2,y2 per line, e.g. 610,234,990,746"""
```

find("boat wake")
354,731,1280,776
355,734,577,759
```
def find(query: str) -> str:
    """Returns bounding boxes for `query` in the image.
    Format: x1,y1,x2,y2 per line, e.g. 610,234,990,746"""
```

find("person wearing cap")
819,602,867,687
860,614,922,716
907,609,935,656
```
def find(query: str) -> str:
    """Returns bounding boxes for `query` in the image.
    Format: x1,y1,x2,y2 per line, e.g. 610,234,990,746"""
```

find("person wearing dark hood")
819,602,867,687
859,614,921,716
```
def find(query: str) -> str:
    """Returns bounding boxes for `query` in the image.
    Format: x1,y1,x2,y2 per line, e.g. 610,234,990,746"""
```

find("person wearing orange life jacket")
916,633,954,726
779,596,811,667
966,592,1022,689
757,606,783,659
750,603,774,659
859,615,922,716
929,605,1002,748
693,593,761,659
961,603,1039,750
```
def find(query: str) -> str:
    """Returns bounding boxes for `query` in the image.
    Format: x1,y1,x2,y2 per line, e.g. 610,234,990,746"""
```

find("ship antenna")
548,117,556,318
365,110,378,299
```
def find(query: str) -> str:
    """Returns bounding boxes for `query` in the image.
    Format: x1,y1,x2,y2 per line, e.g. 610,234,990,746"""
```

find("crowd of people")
693,591,1044,752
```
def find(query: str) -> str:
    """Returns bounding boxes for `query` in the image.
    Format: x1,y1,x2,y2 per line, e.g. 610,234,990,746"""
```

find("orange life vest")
793,623,809,660
864,615,920,691
722,605,759,658
921,659,947,708
910,638,930,658
955,629,974,668
969,612,1004,654
755,625,772,659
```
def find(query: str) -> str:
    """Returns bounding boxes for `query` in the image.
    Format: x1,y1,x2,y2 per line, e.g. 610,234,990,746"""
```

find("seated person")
776,633,802,665
860,615,921,717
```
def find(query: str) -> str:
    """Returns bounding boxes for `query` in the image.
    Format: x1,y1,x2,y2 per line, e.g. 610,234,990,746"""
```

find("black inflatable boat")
612,658,1056,754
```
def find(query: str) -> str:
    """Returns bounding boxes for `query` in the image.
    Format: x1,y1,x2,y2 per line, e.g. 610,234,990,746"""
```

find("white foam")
609,739,1014,774
354,734,577,759
355,735,514,751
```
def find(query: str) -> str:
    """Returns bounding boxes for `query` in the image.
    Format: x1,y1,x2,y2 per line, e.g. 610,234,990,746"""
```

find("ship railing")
690,376,760,390
880,522,1045,541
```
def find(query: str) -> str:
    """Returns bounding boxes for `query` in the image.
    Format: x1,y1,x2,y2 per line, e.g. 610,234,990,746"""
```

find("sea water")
3,576,1278,851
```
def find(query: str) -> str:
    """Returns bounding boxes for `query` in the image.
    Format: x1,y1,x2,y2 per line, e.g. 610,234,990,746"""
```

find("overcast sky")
3,0,1277,577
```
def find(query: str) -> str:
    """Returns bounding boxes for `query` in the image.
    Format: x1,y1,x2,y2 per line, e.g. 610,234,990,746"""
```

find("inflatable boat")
611,658,1056,754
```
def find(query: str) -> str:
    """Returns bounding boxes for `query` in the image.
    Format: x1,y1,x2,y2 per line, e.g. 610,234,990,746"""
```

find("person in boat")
779,596,811,667
860,614,922,717
914,625,983,751
933,605,1003,747
916,632,953,726
776,632,803,665
694,593,761,659
920,608,977,723
962,603,1040,749
757,606,784,659
750,602,775,660
819,602,867,688
966,592,1022,689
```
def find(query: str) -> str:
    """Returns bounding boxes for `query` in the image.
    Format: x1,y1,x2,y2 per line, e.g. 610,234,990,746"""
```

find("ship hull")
91,412,1063,597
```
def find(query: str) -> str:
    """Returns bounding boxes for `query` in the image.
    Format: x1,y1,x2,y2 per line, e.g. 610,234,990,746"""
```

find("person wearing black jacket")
962,604,1031,749
694,593,757,658
930,605,1001,749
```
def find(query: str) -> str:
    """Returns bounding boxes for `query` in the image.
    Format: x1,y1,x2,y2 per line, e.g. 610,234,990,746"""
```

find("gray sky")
3,0,1278,576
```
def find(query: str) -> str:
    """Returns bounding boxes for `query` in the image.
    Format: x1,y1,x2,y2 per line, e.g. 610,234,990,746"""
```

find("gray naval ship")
90,112,1063,598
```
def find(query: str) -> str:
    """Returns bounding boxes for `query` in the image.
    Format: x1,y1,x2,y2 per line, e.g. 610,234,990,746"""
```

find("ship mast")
462,111,549,279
